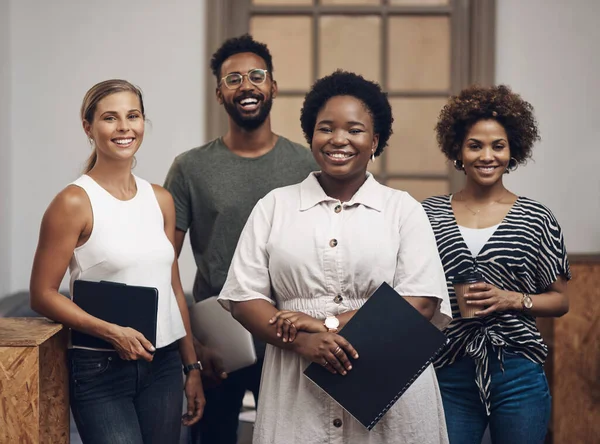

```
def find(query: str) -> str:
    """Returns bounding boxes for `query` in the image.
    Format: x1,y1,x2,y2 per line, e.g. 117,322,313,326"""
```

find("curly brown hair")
435,85,540,164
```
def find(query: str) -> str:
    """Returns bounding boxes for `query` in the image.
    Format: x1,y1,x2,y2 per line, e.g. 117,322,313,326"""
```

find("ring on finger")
322,359,329,366
284,319,292,324
333,346,342,355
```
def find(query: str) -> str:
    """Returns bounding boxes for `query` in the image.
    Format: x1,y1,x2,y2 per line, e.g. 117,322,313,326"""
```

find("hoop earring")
505,157,518,174
453,159,464,171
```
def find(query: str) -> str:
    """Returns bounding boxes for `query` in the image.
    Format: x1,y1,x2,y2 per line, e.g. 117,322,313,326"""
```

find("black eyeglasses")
220,68,269,90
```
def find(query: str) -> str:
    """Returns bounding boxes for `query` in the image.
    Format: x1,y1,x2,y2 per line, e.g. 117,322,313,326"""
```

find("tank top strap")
70,174,110,205
132,174,154,200
132,175,164,221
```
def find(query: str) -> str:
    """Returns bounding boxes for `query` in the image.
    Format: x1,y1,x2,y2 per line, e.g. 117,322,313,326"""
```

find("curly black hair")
435,84,540,164
300,70,393,157
210,34,274,84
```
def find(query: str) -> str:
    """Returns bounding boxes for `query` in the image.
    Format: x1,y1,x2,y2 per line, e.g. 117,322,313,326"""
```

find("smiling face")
217,52,277,131
311,95,379,181
83,91,145,165
460,119,511,188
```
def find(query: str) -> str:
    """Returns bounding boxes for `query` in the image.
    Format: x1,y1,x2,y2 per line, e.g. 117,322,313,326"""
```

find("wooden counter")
0,317,69,443
538,255,600,444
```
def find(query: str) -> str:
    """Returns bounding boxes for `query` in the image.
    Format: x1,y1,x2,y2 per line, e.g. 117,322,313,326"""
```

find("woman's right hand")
107,325,155,361
293,332,358,376
268,310,325,343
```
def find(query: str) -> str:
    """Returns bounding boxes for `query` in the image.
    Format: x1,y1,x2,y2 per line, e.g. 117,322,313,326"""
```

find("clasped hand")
269,311,358,376
464,282,521,316
269,310,325,343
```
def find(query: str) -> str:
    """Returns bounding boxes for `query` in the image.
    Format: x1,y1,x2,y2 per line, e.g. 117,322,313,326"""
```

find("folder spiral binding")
366,337,448,430
304,282,448,431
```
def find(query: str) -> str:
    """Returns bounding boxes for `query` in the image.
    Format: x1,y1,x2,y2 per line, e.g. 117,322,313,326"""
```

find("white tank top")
69,174,186,349
458,224,500,257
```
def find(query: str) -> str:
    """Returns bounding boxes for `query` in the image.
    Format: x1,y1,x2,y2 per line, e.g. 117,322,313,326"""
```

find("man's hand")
193,338,228,388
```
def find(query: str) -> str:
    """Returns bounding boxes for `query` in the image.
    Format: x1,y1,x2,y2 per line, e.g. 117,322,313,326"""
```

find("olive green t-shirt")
164,136,317,356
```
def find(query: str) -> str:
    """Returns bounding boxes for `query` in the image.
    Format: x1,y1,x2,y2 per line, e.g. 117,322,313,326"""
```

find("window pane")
270,96,309,149
253,0,312,4
251,16,313,90
389,0,448,5
386,98,448,174
319,16,381,82
387,16,450,91
321,0,381,4
386,179,448,202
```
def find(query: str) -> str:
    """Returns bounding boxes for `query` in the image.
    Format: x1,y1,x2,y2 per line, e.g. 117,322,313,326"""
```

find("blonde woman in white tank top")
30,80,205,444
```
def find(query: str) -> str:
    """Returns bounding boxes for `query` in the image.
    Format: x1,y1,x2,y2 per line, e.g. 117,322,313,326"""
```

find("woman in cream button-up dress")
219,71,451,444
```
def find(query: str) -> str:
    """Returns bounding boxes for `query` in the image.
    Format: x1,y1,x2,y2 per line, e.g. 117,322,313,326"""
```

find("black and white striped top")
422,195,571,413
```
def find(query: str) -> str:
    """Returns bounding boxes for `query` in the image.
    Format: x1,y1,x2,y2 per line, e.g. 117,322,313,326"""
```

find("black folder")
71,280,159,349
303,282,448,431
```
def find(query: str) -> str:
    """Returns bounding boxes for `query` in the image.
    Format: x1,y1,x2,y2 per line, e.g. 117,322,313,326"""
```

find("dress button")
334,294,343,304
333,418,343,428
334,204,342,213
329,239,338,248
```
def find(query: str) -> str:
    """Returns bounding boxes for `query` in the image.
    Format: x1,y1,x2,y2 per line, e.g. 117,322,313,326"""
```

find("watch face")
325,316,340,329
524,296,533,309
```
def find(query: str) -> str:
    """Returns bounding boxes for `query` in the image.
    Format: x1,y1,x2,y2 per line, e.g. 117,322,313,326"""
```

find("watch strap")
183,361,203,375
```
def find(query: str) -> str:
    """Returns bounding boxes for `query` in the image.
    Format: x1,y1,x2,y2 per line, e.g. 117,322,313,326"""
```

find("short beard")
223,96,273,131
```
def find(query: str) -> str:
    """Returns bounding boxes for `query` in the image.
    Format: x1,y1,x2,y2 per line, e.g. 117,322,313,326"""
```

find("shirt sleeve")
218,198,275,311
393,196,452,330
163,158,191,232
535,211,572,292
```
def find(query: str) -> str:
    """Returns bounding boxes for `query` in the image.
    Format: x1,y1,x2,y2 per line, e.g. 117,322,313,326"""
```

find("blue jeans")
69,342,183,444
190,358,262,444
436,351,551,444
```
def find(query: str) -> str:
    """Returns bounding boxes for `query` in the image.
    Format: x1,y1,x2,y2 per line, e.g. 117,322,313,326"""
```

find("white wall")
5,0,206,295
497,0,600,254
0,0,11,297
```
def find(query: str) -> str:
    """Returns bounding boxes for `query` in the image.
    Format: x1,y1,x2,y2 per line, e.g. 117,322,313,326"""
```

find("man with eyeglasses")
164,34,317,444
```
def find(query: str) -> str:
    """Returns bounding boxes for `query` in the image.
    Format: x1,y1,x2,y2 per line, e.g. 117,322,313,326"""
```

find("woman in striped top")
422,85,570,444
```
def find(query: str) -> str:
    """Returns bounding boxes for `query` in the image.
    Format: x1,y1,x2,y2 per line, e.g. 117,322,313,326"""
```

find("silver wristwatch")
324,316,340,333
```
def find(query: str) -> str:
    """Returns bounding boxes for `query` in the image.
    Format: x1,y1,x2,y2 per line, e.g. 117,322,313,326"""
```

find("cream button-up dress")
219,173,451,444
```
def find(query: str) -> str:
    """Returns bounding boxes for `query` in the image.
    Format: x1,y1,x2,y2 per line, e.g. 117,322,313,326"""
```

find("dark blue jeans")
69,343,183,444
190,358,262,444
436,350,551,444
